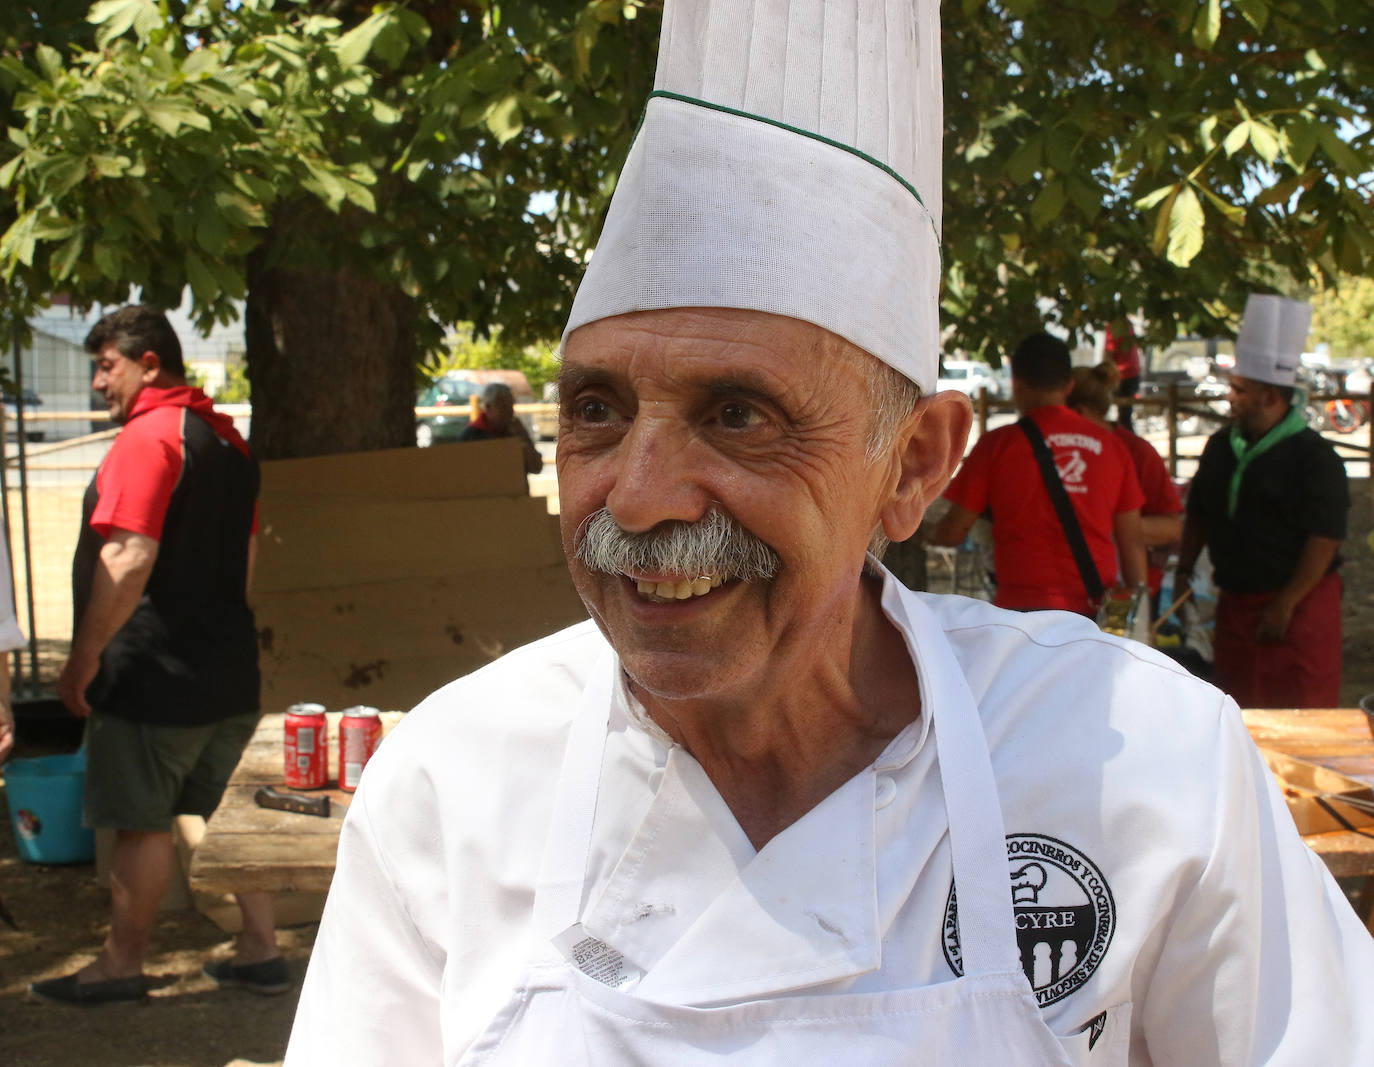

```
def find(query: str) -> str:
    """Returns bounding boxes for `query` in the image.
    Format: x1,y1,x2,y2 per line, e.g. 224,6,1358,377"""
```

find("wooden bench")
188,711,402,898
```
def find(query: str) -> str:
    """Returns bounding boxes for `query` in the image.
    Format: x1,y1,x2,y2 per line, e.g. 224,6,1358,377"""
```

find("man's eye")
573,397,614,423
718,402,760,429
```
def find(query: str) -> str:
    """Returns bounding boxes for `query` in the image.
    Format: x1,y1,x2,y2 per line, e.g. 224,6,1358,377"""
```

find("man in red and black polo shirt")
928,333,1147,615
31,306,285,1006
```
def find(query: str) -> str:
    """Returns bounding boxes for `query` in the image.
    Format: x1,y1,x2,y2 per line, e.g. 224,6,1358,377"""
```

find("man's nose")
604,414,711,534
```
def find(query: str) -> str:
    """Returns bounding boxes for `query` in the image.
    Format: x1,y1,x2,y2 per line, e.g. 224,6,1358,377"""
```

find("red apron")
1213,571,1342,708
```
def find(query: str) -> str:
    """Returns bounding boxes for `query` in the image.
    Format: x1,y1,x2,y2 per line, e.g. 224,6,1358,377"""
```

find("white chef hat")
562,0,943,393
1233,294,1312,388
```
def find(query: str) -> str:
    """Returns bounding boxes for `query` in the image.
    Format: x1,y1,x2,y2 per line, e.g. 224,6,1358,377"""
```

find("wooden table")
190,707,1374,899
1241,706,1374,882
188,711,402,897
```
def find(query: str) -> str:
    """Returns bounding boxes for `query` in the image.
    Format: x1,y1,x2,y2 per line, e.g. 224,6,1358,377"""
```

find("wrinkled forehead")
561,308,878,392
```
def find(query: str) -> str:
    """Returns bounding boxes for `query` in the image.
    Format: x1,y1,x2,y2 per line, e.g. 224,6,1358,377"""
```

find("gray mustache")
573,507,780,583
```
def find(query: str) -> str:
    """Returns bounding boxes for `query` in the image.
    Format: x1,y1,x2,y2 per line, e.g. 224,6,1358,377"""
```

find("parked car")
3,387,44,442
1135,369,1225,436
415,369,536,448
936,360,1001,399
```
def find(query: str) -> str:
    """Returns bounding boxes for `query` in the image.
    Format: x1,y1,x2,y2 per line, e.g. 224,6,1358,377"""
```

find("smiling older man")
287,2,1374,1064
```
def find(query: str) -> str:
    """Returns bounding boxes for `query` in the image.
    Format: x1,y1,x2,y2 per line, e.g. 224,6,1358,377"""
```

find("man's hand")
0,700,13,761
58,650,100,718
1256,595,1297,644
1255,536,1340,645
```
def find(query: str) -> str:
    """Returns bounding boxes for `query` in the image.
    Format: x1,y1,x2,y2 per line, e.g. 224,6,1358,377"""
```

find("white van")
936,360,1002,399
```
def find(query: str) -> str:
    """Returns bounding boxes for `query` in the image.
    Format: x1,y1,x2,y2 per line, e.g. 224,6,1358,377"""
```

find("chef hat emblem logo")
1010,862,1047,904
942,833,1117,1006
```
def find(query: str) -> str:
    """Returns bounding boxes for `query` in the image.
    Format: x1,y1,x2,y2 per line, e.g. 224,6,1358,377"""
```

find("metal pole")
1167,380,1179,477
0,332,10,690
977,386,989,437
10,324,38,695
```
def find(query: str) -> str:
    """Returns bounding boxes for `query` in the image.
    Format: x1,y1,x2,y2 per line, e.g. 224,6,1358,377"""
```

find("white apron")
453,593,1078,1066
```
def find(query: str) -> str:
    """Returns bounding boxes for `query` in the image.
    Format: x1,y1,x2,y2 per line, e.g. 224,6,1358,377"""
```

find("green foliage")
215,360,252,403
1311,275,1374,361
424,325,561,394
942,0,1374,359
0,0,654,353
2,0,1373,387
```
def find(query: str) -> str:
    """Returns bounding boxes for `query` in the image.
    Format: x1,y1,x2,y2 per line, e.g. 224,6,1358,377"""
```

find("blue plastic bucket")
4,750,95,864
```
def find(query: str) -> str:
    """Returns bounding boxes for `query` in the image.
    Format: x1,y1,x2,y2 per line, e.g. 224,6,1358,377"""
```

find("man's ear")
138,350,162,383
878,390,972,544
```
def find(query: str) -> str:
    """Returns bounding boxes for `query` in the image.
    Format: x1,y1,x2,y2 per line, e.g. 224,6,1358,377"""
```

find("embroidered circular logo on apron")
942,833,1116,1006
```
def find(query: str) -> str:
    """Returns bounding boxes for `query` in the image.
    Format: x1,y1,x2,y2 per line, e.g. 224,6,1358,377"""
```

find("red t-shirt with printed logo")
1114,423,1183,595
943,405,1145,612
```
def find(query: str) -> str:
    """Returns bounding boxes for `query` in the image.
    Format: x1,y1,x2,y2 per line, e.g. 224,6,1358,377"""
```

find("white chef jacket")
287,566,1374,1065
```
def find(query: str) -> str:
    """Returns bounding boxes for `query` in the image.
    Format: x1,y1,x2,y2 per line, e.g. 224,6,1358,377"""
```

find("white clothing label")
553,925,643,990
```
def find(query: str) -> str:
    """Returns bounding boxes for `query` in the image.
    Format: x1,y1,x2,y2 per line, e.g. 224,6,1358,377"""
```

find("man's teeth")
634,574,724,600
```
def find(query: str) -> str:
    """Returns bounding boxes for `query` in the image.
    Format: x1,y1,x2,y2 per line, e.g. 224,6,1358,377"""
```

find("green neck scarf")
1228,405,1307,517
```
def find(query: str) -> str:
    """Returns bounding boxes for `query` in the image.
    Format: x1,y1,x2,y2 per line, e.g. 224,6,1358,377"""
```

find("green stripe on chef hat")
562,0,944,395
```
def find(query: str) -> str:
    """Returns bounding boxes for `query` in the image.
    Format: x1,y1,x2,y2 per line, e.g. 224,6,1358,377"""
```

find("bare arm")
1257,535,1342,642
1113,508,1148,588
57,529,159,718
925,502,979,547
1141,512,1184,548
1176,510,1206,582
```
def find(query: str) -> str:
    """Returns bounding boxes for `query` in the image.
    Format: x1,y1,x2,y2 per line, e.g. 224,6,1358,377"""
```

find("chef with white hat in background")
1179,293,1349,709
288,4,1374,1065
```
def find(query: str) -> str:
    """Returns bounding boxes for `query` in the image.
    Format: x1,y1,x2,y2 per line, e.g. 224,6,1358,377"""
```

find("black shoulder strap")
1017,416,1104,603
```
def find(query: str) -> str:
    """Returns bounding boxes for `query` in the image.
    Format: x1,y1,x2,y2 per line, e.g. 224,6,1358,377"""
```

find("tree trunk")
244,213,417,460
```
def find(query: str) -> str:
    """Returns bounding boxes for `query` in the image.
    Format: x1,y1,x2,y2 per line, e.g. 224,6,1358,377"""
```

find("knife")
254,785,342,818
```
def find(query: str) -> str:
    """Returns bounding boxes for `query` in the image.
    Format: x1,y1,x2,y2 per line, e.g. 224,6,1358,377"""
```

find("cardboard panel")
254,495,566,593
255,565,588,711
259,439,529,500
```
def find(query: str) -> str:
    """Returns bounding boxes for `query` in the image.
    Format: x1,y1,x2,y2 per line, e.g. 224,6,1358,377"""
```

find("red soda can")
339,705,383,792
284,703,329,789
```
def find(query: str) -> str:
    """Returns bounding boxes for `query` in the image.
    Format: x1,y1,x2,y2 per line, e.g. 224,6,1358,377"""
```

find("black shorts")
83,710,260,832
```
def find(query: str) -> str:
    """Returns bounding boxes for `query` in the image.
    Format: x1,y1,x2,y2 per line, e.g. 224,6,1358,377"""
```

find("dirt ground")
1,482,1372,1067
0,828,316,1067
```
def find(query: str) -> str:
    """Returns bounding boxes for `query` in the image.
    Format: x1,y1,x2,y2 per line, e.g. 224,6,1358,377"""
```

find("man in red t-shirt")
928,333,1146,614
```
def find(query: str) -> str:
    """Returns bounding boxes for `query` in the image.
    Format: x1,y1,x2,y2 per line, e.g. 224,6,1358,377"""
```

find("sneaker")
202,956,291,995
28,972,149,1006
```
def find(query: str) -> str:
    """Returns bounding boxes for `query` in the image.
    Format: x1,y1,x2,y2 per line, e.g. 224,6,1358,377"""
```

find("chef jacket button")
875,775,897,809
